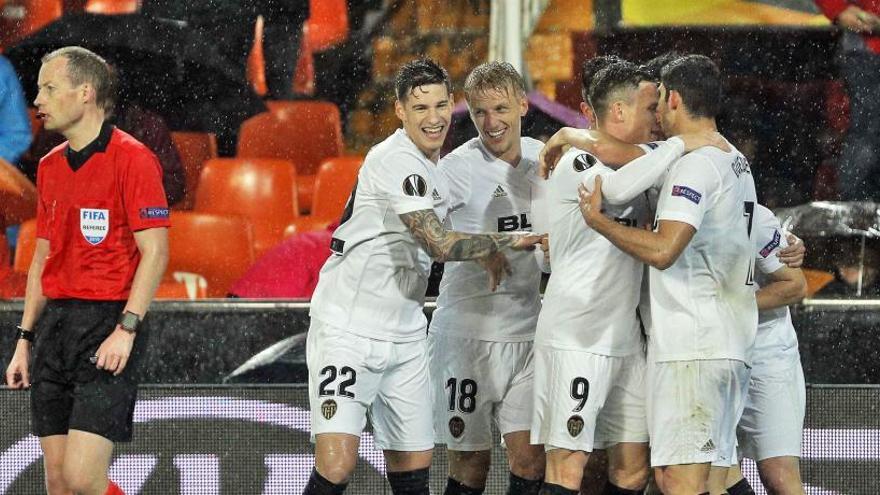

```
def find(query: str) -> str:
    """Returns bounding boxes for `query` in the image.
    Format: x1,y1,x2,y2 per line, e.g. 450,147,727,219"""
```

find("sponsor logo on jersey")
402,174,428,197
760,230,781,258
567,415,584,437
700,438,716,453
321,399,337,420
672,185,702,204
80,208,109,245
492,185,507,198
498,213,532,232
139,207,170,220
573,153,597,172
449,417,465,439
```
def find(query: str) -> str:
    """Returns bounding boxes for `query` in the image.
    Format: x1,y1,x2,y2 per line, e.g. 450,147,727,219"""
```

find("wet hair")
640,51,683,82
580,55,625,104
463,61,526,102
42,46,117,114
587,61,651,122
394,58,452,102
660,54,721,119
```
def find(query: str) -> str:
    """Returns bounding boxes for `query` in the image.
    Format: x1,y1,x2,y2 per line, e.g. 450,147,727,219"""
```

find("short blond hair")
42,46,117,114
463,61,526,103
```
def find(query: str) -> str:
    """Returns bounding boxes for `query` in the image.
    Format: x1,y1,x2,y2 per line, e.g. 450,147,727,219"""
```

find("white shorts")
306,318,434,451
737,353,805,461
647,359,749,468
428,333,533,450
531,346,648,452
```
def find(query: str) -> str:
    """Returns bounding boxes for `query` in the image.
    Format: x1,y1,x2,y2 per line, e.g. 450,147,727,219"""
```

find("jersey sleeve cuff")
657,211,702,230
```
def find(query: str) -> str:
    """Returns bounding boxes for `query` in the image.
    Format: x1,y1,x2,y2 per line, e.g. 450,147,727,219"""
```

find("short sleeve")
123,148,171,231
437,152,472,212
754,204,787,275
375,150,437,215
656,155,721,230
35,159,50,239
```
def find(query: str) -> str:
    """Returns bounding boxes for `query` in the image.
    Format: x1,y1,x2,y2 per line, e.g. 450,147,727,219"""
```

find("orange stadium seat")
13,218,37,274
291,155,360,233
238,101,343,213
154,272,208,300
294,0,349,94
0,159,37,227
194,158,299,257
84,0,139,14
5,0,62,44
803,268,835,298
246,15,268,97
170,131,218,210
168,211,255,297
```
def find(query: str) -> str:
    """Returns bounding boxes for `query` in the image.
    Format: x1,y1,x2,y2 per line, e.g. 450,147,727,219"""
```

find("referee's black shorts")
30,299,149,442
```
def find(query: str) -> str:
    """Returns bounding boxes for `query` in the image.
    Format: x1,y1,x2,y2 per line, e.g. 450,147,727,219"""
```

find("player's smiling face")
466,85,528,164
395,83,452,161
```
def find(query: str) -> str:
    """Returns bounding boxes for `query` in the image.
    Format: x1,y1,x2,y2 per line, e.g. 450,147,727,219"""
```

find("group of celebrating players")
303,53,809,495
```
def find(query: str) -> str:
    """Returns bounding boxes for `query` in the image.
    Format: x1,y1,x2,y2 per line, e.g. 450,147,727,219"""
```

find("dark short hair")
640,51,683,82
394,58,452,102
660,54,721,119
588,61,651,122
580,55,625,104
42,46,117,114
463,61,526,102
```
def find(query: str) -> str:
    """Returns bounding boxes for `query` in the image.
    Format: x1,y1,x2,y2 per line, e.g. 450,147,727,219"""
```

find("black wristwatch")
117,311,141,334
16,325,34,342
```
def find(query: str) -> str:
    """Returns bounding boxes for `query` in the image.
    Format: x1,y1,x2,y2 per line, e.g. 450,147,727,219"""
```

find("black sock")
445,477,484,495
603,482,644,494
538,482,578,495
727,477,756,495
302,468,347,495
508,472,542,495
387,467,430,495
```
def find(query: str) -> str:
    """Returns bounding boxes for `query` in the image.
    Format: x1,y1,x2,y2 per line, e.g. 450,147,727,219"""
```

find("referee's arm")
5,238,50,388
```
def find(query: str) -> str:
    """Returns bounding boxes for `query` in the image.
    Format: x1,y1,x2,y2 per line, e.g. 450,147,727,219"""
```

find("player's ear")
668,89,681,111
394,99,406,122
519,92,528,116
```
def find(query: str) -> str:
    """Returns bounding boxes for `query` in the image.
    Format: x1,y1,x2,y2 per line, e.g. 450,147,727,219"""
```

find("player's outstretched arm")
399,209,542,263
757,266,807,310
579,177,695,269
539,127,644,178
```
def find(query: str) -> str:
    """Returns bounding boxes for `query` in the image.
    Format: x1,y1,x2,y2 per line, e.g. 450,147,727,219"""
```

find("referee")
5,47,169,495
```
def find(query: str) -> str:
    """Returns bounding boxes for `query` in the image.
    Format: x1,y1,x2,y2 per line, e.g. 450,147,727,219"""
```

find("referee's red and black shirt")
35,123,171,300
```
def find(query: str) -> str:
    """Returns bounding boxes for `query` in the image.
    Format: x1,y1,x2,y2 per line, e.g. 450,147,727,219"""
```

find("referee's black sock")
507,472,542,495
727,477,756,495
538,482,578,495
445,477,484,495
387,467,430,495
302,468,347,494
603,482,644,494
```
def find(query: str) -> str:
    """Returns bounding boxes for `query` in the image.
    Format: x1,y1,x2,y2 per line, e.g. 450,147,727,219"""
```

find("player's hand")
778,233,806,268
95,326,136,376
678,130,730,153
540,234,550,265
477,251,512,292
837,6,880,33
5,342,31,389
539,128,577,178
578,176,605,227
510,233,544,251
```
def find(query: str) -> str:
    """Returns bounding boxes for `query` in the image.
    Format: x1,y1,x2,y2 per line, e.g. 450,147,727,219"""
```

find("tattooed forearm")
399,209,514,262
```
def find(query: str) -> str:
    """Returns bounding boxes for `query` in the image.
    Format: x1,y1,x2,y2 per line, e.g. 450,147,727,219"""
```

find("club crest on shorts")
80,208,109,245
567,415,584,437
321,399,337,420
449,416,465,439
402,174,428,197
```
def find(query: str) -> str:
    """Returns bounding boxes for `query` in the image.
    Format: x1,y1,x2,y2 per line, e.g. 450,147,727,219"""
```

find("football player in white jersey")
579,55,758,495
428,61,548,495
533,61,728,495
303,59,541,495
723,205,807,495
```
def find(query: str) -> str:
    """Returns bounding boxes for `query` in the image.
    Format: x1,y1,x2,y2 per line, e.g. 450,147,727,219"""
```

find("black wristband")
16,326,34,342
